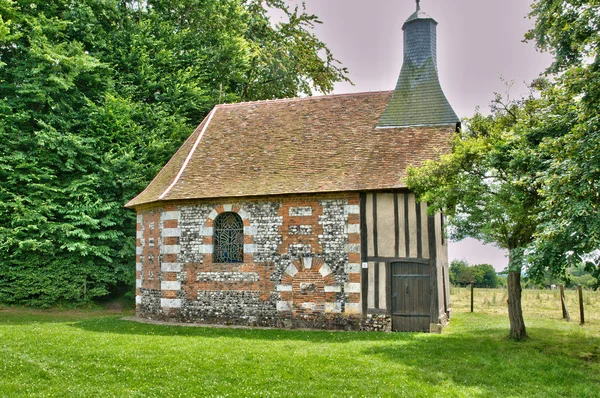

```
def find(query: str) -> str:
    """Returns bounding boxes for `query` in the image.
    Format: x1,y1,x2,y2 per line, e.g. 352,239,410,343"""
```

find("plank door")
391,262,431,332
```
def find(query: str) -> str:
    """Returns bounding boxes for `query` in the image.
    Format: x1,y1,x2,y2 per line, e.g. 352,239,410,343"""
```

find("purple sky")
283,0,553,271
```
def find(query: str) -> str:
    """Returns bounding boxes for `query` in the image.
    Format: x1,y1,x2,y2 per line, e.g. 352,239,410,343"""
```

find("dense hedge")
0,0,347,306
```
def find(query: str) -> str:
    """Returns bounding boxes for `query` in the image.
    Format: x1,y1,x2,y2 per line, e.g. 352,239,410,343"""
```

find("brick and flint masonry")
135,193,390,330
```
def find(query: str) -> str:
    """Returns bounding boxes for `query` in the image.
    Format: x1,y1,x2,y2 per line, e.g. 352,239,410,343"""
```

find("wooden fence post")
578,285,585,325
560,284,570,321
470,283,474,313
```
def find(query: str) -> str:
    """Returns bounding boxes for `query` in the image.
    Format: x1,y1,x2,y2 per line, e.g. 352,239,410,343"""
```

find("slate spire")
377,3,458,128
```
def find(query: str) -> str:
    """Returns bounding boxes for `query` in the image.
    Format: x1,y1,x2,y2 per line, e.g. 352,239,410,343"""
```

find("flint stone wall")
135,193,374,330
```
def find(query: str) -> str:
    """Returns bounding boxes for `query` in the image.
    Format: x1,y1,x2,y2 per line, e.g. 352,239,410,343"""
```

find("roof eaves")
158,107,218,200
124,183,412,210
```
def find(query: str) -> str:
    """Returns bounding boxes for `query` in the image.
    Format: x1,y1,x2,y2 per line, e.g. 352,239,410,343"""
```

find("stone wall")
135,193,368,330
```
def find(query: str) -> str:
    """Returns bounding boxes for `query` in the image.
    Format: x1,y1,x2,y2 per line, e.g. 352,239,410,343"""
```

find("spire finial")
416,0,420,12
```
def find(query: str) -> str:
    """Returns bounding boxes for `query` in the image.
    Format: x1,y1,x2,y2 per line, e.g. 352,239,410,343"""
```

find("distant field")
0,288,599,397
452,286,600,324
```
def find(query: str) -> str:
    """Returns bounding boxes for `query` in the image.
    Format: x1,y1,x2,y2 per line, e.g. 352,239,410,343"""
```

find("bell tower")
377,1,458,128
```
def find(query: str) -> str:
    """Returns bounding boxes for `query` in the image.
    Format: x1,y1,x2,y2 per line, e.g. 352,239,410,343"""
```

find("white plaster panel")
136,214,143,223
284,264,298,277
243,226,257,235
136,262,142,271
346,224,360,234
303,256,313,269
376,193,396,258
408,193,418,258
243,244,255,254
161,281,181,291
223,204,233,212
345,282,361,293
162,245,181,254
276,284,293,292
398,193,407,257
324,285,341,292
135,296,141,305
379,262,387,310
160,298,182,308
421,202,430,259
325,302,342,313
197,244,213,254
136,279,141,288
162,228,181,237
198,226,213,236
135,247,143,255
345,263,361,273
162,211,180,221
136,230,143,239
319,263,332,278
237,208,248,219
208,209,218,220
161,263,183,272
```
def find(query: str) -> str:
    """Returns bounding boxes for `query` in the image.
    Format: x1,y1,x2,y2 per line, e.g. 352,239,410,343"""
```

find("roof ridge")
217,90,394,108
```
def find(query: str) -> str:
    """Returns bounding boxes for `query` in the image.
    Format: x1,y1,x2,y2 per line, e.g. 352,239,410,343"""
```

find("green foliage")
450,259,499,288
449,259,469,285
540,263,598,289
0,0,348,306
407,89,543,267
525,0,600,287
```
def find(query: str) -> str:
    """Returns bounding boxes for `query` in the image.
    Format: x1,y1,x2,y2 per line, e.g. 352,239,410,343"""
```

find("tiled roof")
126,91,454,208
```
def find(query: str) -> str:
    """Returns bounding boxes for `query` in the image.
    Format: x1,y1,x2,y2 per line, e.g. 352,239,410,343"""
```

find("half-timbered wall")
360,191,450,331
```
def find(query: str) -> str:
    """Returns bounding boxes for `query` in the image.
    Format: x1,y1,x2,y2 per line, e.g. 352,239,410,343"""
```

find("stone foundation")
361,313,393,332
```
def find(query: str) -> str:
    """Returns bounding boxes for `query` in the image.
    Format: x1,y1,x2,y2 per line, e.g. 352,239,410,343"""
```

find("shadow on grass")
68,316,421,343
367,327,600,396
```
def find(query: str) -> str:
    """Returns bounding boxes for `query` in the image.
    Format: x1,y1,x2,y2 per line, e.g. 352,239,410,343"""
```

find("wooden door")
391,262,431,332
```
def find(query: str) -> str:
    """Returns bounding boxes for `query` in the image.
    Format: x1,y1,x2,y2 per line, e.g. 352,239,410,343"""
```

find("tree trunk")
507,270,527,339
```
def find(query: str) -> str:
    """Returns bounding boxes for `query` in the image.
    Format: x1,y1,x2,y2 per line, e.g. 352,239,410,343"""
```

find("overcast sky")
284,0,554,271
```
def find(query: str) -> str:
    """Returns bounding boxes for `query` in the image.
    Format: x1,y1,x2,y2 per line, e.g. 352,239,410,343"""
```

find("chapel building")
126,3,458,332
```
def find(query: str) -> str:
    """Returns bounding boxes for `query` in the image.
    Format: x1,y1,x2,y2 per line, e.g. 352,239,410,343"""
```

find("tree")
406,90,546,339
408,0,600,338
0,0,349,306
525,0,600,287
479,264,499,288
449,259,469,286
450,260,499,288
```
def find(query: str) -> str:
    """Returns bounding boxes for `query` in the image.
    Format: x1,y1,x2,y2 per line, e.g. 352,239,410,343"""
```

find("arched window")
213,212,244,263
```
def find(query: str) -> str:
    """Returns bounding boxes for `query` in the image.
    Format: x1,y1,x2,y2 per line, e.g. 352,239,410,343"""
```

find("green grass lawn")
1,289,599,397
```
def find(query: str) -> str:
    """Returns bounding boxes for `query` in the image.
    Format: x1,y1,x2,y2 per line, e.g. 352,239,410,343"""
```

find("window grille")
213,212,244,263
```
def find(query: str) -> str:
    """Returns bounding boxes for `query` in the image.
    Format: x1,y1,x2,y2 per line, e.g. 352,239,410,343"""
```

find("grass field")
1,288,599,397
